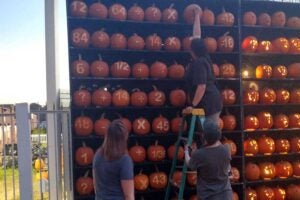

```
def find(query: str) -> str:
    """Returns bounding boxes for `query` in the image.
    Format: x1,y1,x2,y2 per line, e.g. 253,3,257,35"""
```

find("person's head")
203,119,221,145
100,119,128,161
190,38,208,59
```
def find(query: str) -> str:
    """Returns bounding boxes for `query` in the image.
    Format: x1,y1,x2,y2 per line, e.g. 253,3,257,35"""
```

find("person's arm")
93,169,97,193
192,84,206,107
193,7,201,38
121,180,135,200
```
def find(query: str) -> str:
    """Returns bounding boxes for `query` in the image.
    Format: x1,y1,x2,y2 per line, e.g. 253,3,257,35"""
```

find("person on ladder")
184,119,233,200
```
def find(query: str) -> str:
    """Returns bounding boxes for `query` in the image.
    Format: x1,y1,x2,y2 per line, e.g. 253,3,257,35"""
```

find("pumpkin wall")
66,0,300,199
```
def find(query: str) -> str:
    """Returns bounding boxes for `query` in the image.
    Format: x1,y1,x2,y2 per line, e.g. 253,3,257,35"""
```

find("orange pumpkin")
290,89,300,104
288,63,300,78
259,162,276,179
201,8,215,25
246,188,258,200
162,4,178,23
76,171,94,195
150,61,168,79
221,89,236,105
218,32,234,52
275,161,293,178
72,55,89,77
289,113,300,128
230,167,240,182
130,89,148,107
91,29,110,48
272,37,289,54
216,8,234,26
272,65,288,79
271,11,286,27
145,4,161,22
74,116,93,136
146,33,162,50
90,56,109,77
290,137,300,152
183,4,203,24
147,141,166,161
75,143,94,166
148,86,166,106
132,62,149,78
258,135,275,155
164,37,181,51
128,4,144,21
149,171,167,189
187,171,197,187
275,139,290,154
70,1,88,17
133,117,150,135
108,3,127,20
169,89,186,107
274,114,289,129
171,116,187,133
119,117,132,133
111,61,131,78
245,162,260,181
73,88,91,107
110,33,127,50
219,63,236,78
172,171,184,187
289,38,300,54
273,186,286,200
71,28,90,48
222,114,237,131
243,88,259,104
244,115,259,131
244,138,259,156
129,143,146,163
203,37,217,53
223,138,237,156
292,160,300,177
92,88,111,107
287,16,300,28
256,186,275,200
134,172,149,191
255,64,272,78
167,144,184,161
112,89,130,107
258,13,271,26
127,33,145,50
152,114,170,134
94,114,111,136
242,36,258,53
259,87,276,104
243,11,257,25
286,184,300,200
168,62,185,79
88,2,108,19
276,89,290,104
257,40,273,53
182,36,192,51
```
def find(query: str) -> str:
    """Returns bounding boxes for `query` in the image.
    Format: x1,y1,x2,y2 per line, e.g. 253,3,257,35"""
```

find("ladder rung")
192,108,205,116
179,137,187,141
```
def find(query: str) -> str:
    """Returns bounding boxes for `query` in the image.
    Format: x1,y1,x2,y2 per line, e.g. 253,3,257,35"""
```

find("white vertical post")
16,103,33,200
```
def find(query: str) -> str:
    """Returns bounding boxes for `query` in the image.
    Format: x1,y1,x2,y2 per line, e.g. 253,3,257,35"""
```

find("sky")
0,1,69,105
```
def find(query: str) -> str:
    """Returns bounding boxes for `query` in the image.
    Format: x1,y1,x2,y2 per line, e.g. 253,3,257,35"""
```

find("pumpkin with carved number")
132,62,149,78
272,37,289,54
129,143,146,163
172,171,184,187
272,65,288,79
70,1,88,18
274,114,289,129
149,171,167,189
147,141,166,162
168,62,185,79
88,2,108,19
257,40,273,53
73,88,91,107
92,88,111,107
164,37,181,51
275,161,293,178
110,33,127,50
112,89,130,107
71,28,90,48
216,8,234,26
146,33,162,51
273,186,286,200
256,186,275,200
145,4,161,22
243,87,259,104
108,3,127,20
242,36,258,53
91,29,110,48
72,55,89,77
133,117,150,135
171,116,187,133
130,89,148,107
90,57,109,77
219,63,236,78
218,32,234,53
94,114,110,136
289,38,300,54
290,137,300,152
128,4,144,21
162,4,178,23
244,138,259,156
258,135,275,155
259,87,276,104
244,115,259,131
111,61,130,78
259,162,276,179
246,188,258,200
221,89,236,105
76,172,94,195
148,86,166,106
292,161,300,177
74,116,93,136
128,33,145,50
256,64,272,78
222,114,237,131
75,143,94,166
223,138,237,156
275,138,290,154
152,114,170,134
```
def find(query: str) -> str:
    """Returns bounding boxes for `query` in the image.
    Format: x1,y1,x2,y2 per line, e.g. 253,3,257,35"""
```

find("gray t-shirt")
188,144,232,200
93,152,133,200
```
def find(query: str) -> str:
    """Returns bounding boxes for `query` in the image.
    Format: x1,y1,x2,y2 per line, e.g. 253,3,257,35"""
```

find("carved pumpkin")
201,8,215,25
162,4,178,23
274,114,289,129
242,36,258,53
167,144,184,161
258,13,271,26
244,138,259,156
164,37,181,51
244,115,259,131
222,138,237,156
119,116,131,133
74,116,93,136
271,11,286,27
90,57,109,77
172,171,184,187
218,32,234,52
133,117,150,135
127,33,145,50
216,8,234,26
221,89,236,105
111,61,130,78
128,4,144,21
110,33,127,50
146,33,162,50
273,186,286,200
147,141,166,161
259,87,276,104
276,89,290,104
130,89,148,107
129,143,146,163
292,161,300,177
88,2,108,19
145,4,162,22
245,162,260,181
152,114,170,134
134,172,149,191
92,88,111,107
75,143,94,166
112,89,130,107
150,61,167,79
259,162,276,179
132,62,149,78
222,114,237,131
256,64,272,78
286,184,300,200
73,88,91,107
289,113,300,128
168,62,185,79
187,171,197,187
256,186,275,200
71,28,90,48
290,137,300,152
258,135,275,155
287,63,300,78
275,161,293,178
289,38,300,54
243,11,257,25
257,40,273,53
169,89,186,107
183,4,203,24
272,65,288,79
171,116,187,133
72,54,89,77
230,167,240,182
108,3,127,20
243,87,259,104
204,37,217,53
70,1,88,17
219,63,236,78
94,113,110,136
287,16,300,28
148,86,166,106
290,89,300,104
76,171,93,195
272,37,289,54
182,36,192,51
246,188,258,200
149,171,167,189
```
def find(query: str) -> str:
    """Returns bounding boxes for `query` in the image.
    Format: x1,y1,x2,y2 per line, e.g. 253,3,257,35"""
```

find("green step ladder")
164,108,205,200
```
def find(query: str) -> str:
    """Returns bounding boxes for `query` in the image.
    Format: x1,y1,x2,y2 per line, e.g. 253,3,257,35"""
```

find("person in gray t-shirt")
93,119,134,200
185,119,232,200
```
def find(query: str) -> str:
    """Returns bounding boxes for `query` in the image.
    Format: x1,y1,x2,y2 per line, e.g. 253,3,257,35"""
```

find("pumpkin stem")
139,169,143,174
222,7,226,13
84,170,89,177
99,28,106,32
82,142,87,147
169,3,174,9
225,108,230,115
155,140,159,146
131,88,140,93
152,85,158,91
154,165,159,172
152,3,156,7
139,58,145,63
78,54,82,60
100,112,106,119
98,54,103,61
135,140,139,146
223,31,230,36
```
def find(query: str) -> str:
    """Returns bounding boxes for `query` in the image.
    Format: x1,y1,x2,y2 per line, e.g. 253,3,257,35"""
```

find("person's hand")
193,5,202,16
182,106,193,115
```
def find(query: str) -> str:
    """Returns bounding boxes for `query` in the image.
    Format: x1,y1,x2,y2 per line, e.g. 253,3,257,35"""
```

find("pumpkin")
271,11,286,27
147,141,166,161
286,185,300,200
145,4,161,22
243,11,257,25
241,36,258,53
70,1,88,17
168,62,185,79
222,138,237,156
132,62,149,78
127,33,145,50
276,89,290,104
245,162,260,181
289,38,300,54
152,114,170,134
75,142,94,166
130,89,148,107
258,135,275,155
88,2,108,19
149,171,167,189
273,186,286,200
258,13,271,26
129,143,146,163
221,89,236,105
287,16,300,28
146,33,162,50
148,86,166,106
171,116,188,133
230,167,240,182
92,87,111,107
204,37,217,53
90,56,109,77
275,139,291,154
74,116,93,136
172,171,183,187
112,89,130,107
218,118,224,130
222,114,237,131
73,88,91,107
243,87,259,104
187,171,197,187
128,4,144,21
212,63,220,77
244,115,259,131
274,114,289,129
110,33,127,50
182,36,192,51
216,8,234,26
118,116,132,133
259,162,276,179
290,137,300,152
94,113,110,136
71,28,90,48
275,161,293,178
162,4,178,23
164,37,181,51
133,117,150,135
72,54,89,77
134,171,149,191
217,32,234,52
108,3,127,20
189,195,198,200
256,186,275,200
290,89,300,104
167,144,184,161
272,37,289,54
183,4,203,24
244,138,259,156
219,63,236,78
272,65,288,78
259,87,276,104
287,63,300,78
289,113,300,128
255,64,272,78
34,158,45,171
110,61,130,78
257,40,273,53
169,89,186,107
150,61,167,79
76,171,93,195
201,8,215,25
246,188,258,200
292,161,300,177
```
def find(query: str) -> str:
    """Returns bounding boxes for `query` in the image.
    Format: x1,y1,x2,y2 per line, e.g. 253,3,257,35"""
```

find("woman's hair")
203,119,221,145
99,119,128,161
191,38,208,58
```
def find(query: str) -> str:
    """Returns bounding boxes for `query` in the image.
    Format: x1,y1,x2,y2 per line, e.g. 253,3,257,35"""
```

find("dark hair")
203,119,221,145
191,38,208,58
99,119,128,161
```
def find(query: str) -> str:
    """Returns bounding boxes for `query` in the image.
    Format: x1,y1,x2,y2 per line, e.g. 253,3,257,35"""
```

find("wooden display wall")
67,0,300,199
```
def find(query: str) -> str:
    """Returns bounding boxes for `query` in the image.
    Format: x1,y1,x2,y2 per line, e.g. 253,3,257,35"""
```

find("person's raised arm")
193,6,202,38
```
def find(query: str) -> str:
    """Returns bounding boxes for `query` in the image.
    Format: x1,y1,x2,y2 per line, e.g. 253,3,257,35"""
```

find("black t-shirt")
185,57,222,116
188,144,232,200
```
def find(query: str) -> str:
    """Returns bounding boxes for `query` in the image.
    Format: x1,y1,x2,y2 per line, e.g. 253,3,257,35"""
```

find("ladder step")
179,137,188,142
